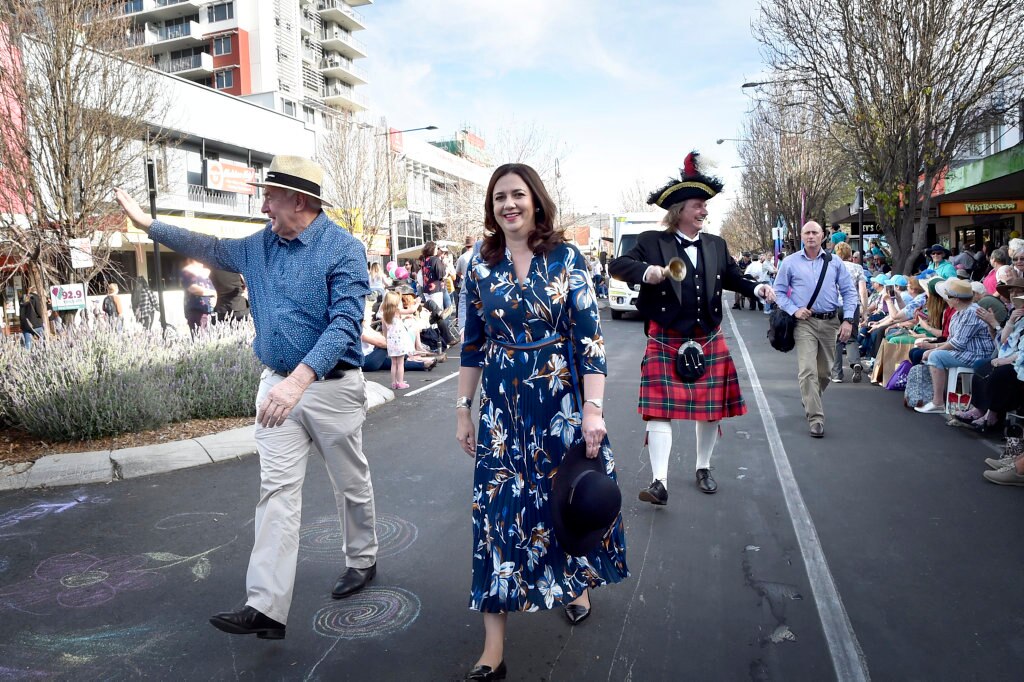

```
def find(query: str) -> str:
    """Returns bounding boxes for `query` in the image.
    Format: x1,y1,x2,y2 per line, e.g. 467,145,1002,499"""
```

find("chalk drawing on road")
0,537,236,613
0,621,176,679
0,553,164,613
154,511,227,530
312,587,421,640
299,514,418,562
0,493,110,530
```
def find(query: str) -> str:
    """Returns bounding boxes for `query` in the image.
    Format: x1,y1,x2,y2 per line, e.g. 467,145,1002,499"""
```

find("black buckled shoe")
209,605,286,639
332,563,376,599
696,468,717,494
465,661,507,681
638,479,668,506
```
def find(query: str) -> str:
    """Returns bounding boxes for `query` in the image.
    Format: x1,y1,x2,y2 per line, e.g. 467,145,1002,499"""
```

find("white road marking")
404,371,459,397
725,308,871,682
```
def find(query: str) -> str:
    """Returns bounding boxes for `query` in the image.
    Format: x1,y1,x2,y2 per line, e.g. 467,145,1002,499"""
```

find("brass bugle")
663,257,687,282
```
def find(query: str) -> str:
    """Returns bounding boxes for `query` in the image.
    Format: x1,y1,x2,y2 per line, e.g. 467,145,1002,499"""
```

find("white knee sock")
695,420,720,470
646,421,672,486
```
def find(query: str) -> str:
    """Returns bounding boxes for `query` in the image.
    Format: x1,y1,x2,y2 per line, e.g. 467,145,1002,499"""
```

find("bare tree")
736,95,850,253
318,118,399,255
755,0,1024,272
618,179,651,213
431,177,486,244
0,0,170,303
491,121,577,230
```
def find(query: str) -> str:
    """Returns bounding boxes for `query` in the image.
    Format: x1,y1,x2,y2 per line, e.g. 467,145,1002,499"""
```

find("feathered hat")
647,151,724,209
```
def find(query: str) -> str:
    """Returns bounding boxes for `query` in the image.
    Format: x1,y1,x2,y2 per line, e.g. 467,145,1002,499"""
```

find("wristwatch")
584,398,604,411
455,396,472,410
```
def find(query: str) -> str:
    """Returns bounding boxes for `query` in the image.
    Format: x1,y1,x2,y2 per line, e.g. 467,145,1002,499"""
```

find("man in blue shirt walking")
773,221,858,438
114,155,378,640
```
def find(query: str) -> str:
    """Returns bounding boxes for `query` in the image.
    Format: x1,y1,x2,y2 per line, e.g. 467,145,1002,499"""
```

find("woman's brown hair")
481,164,560,267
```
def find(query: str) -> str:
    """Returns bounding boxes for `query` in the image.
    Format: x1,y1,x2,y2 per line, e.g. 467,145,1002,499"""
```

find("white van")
607,212,664,319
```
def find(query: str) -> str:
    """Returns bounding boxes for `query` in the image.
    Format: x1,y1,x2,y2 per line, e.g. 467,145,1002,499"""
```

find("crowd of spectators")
818,231,1024,488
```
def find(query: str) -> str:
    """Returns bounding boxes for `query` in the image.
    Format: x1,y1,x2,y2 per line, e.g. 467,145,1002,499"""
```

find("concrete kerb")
1,380,396,491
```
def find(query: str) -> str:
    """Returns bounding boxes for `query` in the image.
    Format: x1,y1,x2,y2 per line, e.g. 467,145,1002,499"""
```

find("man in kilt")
609,152,775,501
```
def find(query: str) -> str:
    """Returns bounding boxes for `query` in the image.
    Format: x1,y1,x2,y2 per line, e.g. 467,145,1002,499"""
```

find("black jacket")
19,293,44,332
608,230,757,333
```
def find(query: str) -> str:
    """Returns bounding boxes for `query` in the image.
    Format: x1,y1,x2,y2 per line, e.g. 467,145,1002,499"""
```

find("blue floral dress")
461,243,629,613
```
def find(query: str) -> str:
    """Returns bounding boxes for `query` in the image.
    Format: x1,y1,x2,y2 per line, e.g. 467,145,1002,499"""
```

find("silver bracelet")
455,396,472,410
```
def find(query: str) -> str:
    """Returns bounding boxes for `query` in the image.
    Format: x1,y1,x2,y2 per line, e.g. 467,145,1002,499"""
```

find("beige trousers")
795,316,840,426
245,368,377,624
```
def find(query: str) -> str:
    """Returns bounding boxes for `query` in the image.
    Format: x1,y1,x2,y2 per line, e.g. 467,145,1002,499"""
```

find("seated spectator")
996,277,1024,309
912,278,996,414
951,297,1018,430
1010,238,1024,278
984,249,1009,293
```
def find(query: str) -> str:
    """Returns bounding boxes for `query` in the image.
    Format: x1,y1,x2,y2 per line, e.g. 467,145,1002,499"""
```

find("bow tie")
677,236,700,248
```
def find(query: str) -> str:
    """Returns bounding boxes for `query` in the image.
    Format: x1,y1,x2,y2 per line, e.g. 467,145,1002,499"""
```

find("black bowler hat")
551,439,621,557
648,151,724,209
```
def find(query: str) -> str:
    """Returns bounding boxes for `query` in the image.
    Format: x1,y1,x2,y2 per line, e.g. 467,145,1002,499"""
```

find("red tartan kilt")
639,320,747,421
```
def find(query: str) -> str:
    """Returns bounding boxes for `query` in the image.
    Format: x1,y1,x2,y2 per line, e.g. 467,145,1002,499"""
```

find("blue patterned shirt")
149,214,369,377
947,303,995,365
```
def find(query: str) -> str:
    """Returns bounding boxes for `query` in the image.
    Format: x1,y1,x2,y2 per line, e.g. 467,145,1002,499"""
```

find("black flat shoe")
696,468,717,494
465,661,506,681
332,563,376,599
209,605,286,639
639,479,668,506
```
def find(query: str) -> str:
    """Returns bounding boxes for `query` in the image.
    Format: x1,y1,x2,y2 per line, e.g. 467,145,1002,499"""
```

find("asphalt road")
1,306,1020,681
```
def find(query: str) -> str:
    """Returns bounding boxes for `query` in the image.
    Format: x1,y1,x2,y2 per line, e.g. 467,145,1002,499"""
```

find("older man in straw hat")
114,155,378,640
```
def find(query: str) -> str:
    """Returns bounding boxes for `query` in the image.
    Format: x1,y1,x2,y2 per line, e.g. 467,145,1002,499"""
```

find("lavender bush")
0,322,261,442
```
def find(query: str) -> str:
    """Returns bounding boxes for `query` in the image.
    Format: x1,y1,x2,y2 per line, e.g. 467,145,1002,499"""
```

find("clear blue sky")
363,0,766,225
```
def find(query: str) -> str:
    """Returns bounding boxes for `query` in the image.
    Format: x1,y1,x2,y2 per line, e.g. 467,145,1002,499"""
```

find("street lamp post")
378,125,437,260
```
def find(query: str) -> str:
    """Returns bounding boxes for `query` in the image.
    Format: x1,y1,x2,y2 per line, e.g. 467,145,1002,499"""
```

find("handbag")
767,253,833,353
885,360,912,390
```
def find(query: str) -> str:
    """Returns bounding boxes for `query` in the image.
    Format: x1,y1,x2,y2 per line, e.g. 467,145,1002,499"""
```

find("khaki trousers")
245,368,378,624
795,316,840,426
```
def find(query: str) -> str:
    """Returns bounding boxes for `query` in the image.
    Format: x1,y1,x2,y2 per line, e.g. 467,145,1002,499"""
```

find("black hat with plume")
647,151,724,209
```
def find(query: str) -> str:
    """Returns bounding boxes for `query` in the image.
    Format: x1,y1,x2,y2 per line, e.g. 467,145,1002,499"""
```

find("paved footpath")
0,310,1021,680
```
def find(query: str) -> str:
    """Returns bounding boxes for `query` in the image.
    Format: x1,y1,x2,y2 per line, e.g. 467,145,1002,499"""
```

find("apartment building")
122,0,370,121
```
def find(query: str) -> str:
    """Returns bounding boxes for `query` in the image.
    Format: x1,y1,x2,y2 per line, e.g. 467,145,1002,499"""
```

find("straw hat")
248,155,333,207
943,278,973,300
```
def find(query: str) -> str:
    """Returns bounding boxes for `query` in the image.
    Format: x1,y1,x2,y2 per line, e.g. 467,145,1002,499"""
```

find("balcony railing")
158,23,194,41
301,15,317,33
156,53,210,74
186,184,263,215
318,0,365,25
320,29,367,54
156,0,193,7
323,83,366,106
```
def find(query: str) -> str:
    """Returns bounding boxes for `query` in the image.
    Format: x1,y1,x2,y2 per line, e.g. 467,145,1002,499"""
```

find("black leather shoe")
564,601,591,625
209,605,285,639
696,468,717,494
465,661,507,681
332,564,376,599
638,480,668,506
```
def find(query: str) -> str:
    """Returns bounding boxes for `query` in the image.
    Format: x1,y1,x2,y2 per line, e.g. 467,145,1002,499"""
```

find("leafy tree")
755,0,1024,272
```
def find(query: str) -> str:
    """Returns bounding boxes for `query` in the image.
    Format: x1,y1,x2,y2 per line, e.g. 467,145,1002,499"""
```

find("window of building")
123,0,143,13
208,2,234,23
212,36,232,56
303,106,316,124
215,69,234,89
282,100,296,117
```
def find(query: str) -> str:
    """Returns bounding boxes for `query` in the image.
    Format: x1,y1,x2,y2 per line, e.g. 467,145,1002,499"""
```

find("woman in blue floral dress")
455,164,629,681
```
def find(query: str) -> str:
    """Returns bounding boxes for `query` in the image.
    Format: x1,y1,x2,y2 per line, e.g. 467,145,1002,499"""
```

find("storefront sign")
205,159,256,195
69,238,94,269
939,199,1022,217
50,283,87,311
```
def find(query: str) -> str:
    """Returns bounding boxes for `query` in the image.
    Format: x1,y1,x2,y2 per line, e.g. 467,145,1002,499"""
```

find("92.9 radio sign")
50,283,87,311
